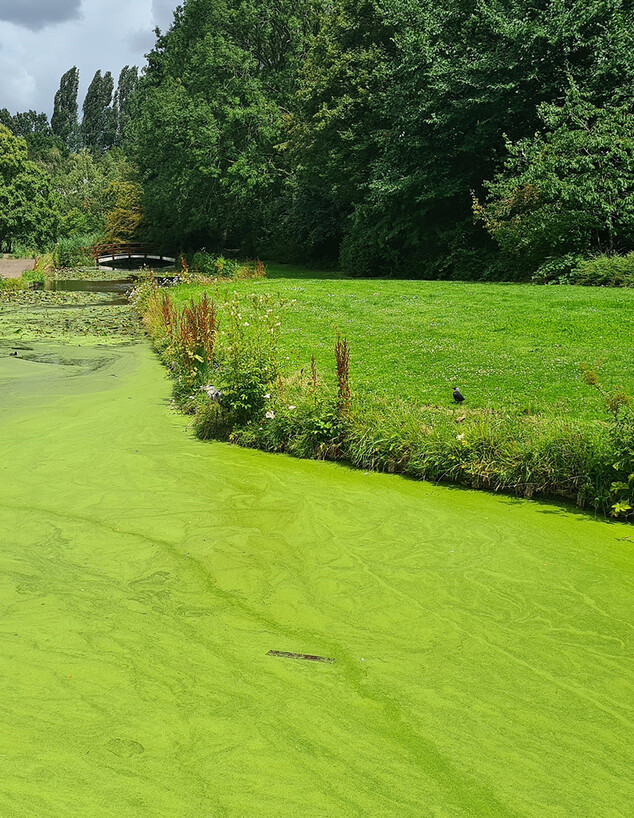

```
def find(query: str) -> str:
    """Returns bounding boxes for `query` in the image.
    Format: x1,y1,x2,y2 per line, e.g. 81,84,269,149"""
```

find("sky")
0,0,178,116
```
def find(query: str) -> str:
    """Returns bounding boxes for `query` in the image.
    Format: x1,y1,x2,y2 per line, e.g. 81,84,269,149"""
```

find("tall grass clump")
0,277,27,296
53,232,101,269
140,286,219,394
335,333,351,415
183,252,268,281
572,254,634,287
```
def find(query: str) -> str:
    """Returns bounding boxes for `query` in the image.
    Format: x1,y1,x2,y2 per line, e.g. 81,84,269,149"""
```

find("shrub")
477,94,634,273
22,269,46,285
141,287,219,390
218,293,279,424
0,277,27,294
53,232,101,268
532,254,584,284
185,252,267,280
569,254,634,287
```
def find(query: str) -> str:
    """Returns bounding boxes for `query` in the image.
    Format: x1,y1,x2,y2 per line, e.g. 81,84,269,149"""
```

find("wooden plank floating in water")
267,650,335,664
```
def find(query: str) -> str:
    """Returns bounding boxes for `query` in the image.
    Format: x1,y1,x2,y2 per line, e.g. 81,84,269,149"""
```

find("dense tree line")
0,65,140,252
128,0,634,278
3,0,634,278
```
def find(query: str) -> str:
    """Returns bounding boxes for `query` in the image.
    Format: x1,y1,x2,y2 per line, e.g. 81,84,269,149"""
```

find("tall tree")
51,67,79,151
130,0,324,252
0,125,58,251
113,66,139,145
476,92,634,270
81,70,116,153
291,0,634,275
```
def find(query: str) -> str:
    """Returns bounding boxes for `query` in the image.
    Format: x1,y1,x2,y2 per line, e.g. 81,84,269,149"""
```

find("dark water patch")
45,278,134,296
16,350,116,371
106,739,146,758
267,650,336,664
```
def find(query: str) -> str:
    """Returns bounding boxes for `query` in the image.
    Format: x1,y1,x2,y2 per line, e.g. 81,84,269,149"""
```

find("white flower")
288,405,296,411
265,410,275,419
264,393,271,399
456,433,465,441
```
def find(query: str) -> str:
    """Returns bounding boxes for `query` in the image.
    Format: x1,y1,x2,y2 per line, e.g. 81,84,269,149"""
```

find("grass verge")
134,272,634,520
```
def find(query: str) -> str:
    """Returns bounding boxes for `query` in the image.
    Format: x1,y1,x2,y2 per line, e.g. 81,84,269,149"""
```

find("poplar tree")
114,66,139,145
51,67,79,150
81,70,116,153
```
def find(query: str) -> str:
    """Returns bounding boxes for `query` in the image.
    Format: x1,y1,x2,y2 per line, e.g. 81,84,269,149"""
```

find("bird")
453,387,465,404
10,351,18,357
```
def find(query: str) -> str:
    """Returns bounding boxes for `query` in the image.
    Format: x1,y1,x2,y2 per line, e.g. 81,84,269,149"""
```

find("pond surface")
44,278,135,306
0,331,632,814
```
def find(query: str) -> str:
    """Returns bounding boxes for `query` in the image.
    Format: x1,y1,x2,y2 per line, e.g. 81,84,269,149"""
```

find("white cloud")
0,0,180,115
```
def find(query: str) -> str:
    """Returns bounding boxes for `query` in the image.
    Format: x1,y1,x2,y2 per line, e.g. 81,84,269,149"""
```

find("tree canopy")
51,67,79,151
4,0,634,275
0,125,58,252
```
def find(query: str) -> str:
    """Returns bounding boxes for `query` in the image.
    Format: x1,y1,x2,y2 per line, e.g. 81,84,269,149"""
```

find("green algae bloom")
0,296,632,815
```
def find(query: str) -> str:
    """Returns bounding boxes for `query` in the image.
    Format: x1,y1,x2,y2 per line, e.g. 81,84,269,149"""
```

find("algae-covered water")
0,293,633,816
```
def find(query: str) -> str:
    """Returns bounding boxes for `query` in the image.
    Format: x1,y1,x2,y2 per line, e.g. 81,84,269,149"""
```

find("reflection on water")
44,278,135,294
42,278,134,307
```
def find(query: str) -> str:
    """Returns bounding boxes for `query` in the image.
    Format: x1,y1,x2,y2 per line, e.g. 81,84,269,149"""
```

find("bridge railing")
91,242,177,266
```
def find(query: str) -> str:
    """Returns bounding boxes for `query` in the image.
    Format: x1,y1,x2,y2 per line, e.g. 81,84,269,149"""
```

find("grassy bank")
168,264,634,421
136,267,634,518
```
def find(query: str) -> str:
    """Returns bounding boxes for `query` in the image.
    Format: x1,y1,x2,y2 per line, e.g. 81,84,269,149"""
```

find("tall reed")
335,334,351,414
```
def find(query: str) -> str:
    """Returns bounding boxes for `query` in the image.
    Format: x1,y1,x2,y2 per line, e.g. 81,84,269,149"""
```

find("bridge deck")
92,243,176,268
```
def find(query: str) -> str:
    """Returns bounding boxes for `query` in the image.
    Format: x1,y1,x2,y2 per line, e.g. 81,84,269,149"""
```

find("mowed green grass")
171,263,634,421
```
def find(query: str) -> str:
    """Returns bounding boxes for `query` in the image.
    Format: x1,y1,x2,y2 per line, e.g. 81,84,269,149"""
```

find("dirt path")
0,256,34,279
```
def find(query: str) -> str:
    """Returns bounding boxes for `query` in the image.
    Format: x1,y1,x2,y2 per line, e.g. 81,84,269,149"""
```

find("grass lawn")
170,263,634,422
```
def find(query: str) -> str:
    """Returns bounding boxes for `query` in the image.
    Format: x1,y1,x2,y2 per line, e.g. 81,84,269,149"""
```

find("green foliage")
283,0,634,275
531,254,585,285
113,66,140,146
81,70,116,154
579,362,634,517
21,268,45,285
478,93,634,272
54,148,136,237
51,67,79,151
104,180,144,242
53,232,100,268
0,276,26,294
570,254,634,287
217,293,280,423
190,252,237,277
130,0,324,253
0,125,59,252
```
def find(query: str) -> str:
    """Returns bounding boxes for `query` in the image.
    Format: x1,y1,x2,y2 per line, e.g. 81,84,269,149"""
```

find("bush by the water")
0,277,27,294
184,252,267,281
52,232,101,269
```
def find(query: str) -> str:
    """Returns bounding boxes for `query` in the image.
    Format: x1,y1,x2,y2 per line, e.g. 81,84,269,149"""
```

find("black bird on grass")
10,351,18,357
453,387,465,404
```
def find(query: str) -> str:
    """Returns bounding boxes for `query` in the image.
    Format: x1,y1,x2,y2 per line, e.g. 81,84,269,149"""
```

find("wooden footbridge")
92,242,176,269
